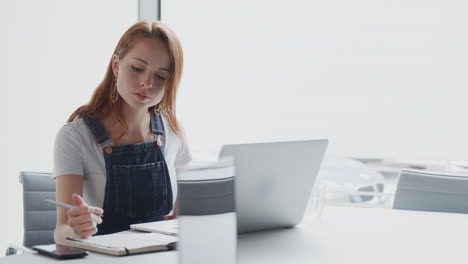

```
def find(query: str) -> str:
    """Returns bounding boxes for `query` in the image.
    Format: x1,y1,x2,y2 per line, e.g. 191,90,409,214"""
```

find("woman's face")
112,38,171,111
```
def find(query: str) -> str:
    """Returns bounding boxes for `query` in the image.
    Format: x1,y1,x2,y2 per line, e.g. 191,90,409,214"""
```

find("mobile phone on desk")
33,244,88,259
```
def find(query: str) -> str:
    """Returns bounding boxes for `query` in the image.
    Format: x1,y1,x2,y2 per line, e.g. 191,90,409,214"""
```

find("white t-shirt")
52,116,191,208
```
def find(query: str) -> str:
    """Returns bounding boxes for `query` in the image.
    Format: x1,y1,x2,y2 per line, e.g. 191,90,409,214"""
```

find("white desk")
239,206,468,263
2,206,468,263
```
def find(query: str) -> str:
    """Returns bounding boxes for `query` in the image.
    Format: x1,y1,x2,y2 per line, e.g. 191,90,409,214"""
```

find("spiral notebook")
63,230,177,256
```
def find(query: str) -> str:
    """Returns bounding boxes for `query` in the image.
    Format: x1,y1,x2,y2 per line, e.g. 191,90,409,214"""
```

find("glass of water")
308,180,328,222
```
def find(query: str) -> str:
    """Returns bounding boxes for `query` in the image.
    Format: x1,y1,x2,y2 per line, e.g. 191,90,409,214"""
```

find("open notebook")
63,230,177,256
131,219,178,236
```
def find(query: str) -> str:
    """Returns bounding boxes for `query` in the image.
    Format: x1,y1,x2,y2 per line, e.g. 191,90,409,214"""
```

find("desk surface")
3,206,468,263
239,206,468,264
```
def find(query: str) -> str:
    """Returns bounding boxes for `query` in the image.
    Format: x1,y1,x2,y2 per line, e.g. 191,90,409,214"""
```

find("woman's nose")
140,74,153,89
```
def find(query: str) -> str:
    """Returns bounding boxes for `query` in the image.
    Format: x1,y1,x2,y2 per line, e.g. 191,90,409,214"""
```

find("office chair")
393,169,468,214
6,172,56,256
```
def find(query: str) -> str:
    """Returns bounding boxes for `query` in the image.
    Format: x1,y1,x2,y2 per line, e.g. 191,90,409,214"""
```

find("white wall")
0,0,137,253
163,0,468,161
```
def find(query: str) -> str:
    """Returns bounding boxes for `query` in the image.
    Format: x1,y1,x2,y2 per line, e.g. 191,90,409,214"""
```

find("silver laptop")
219,139,328,233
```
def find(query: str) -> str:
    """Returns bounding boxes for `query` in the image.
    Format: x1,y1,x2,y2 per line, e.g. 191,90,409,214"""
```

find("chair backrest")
393,169,468,214
20,172,56,248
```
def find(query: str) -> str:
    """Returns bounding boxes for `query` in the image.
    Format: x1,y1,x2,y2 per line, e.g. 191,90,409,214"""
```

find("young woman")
52,21,191,243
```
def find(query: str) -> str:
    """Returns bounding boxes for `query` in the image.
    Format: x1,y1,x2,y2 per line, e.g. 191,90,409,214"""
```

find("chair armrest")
5,244,35,256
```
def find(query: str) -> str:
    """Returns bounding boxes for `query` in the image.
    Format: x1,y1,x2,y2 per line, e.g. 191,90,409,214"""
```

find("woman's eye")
154,74,166,81
132,66,143,72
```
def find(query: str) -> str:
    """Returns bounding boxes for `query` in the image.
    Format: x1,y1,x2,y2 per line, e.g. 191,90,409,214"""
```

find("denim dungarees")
82,113,173,235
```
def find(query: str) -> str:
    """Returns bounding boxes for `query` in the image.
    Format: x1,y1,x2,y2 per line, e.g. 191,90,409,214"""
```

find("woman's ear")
111,54,120,77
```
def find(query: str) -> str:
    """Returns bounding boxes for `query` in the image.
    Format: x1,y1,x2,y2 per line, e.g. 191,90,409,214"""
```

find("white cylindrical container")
177,158,236,264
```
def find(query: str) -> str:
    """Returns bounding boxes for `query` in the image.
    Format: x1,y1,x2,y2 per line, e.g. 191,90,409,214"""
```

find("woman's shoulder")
159,113,185,142
159,113,191,164
55,117,93,143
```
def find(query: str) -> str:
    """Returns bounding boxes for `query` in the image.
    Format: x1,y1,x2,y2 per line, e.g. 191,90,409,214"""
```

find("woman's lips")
133,92,149,101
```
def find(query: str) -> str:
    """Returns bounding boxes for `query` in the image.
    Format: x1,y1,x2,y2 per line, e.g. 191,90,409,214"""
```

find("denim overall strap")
150,112,165,136
81,114,173,235
82,117,110,145
151,112,166,154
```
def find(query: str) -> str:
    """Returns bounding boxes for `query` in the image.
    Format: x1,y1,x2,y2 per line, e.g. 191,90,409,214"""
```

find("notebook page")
131,219,179,235
73,230,177,250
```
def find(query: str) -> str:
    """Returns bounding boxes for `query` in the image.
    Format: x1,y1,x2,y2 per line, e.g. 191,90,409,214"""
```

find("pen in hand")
45,199,104,217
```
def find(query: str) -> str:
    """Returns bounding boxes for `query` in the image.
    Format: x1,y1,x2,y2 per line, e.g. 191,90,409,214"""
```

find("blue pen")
45,199,104,217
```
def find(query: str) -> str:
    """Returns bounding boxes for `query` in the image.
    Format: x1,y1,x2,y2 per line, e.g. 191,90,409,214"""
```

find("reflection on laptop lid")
219,139,328,233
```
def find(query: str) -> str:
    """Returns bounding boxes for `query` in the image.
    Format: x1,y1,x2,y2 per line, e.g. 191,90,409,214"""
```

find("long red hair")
68,20,184,139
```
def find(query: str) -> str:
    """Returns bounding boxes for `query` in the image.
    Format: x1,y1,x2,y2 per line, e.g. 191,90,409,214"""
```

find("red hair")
68,20,184,139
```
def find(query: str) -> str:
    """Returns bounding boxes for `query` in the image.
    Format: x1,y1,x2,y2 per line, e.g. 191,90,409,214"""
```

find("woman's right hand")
67,194,104,239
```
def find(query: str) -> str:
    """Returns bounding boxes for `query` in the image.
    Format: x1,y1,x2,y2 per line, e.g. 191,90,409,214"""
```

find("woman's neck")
102,106,153,145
